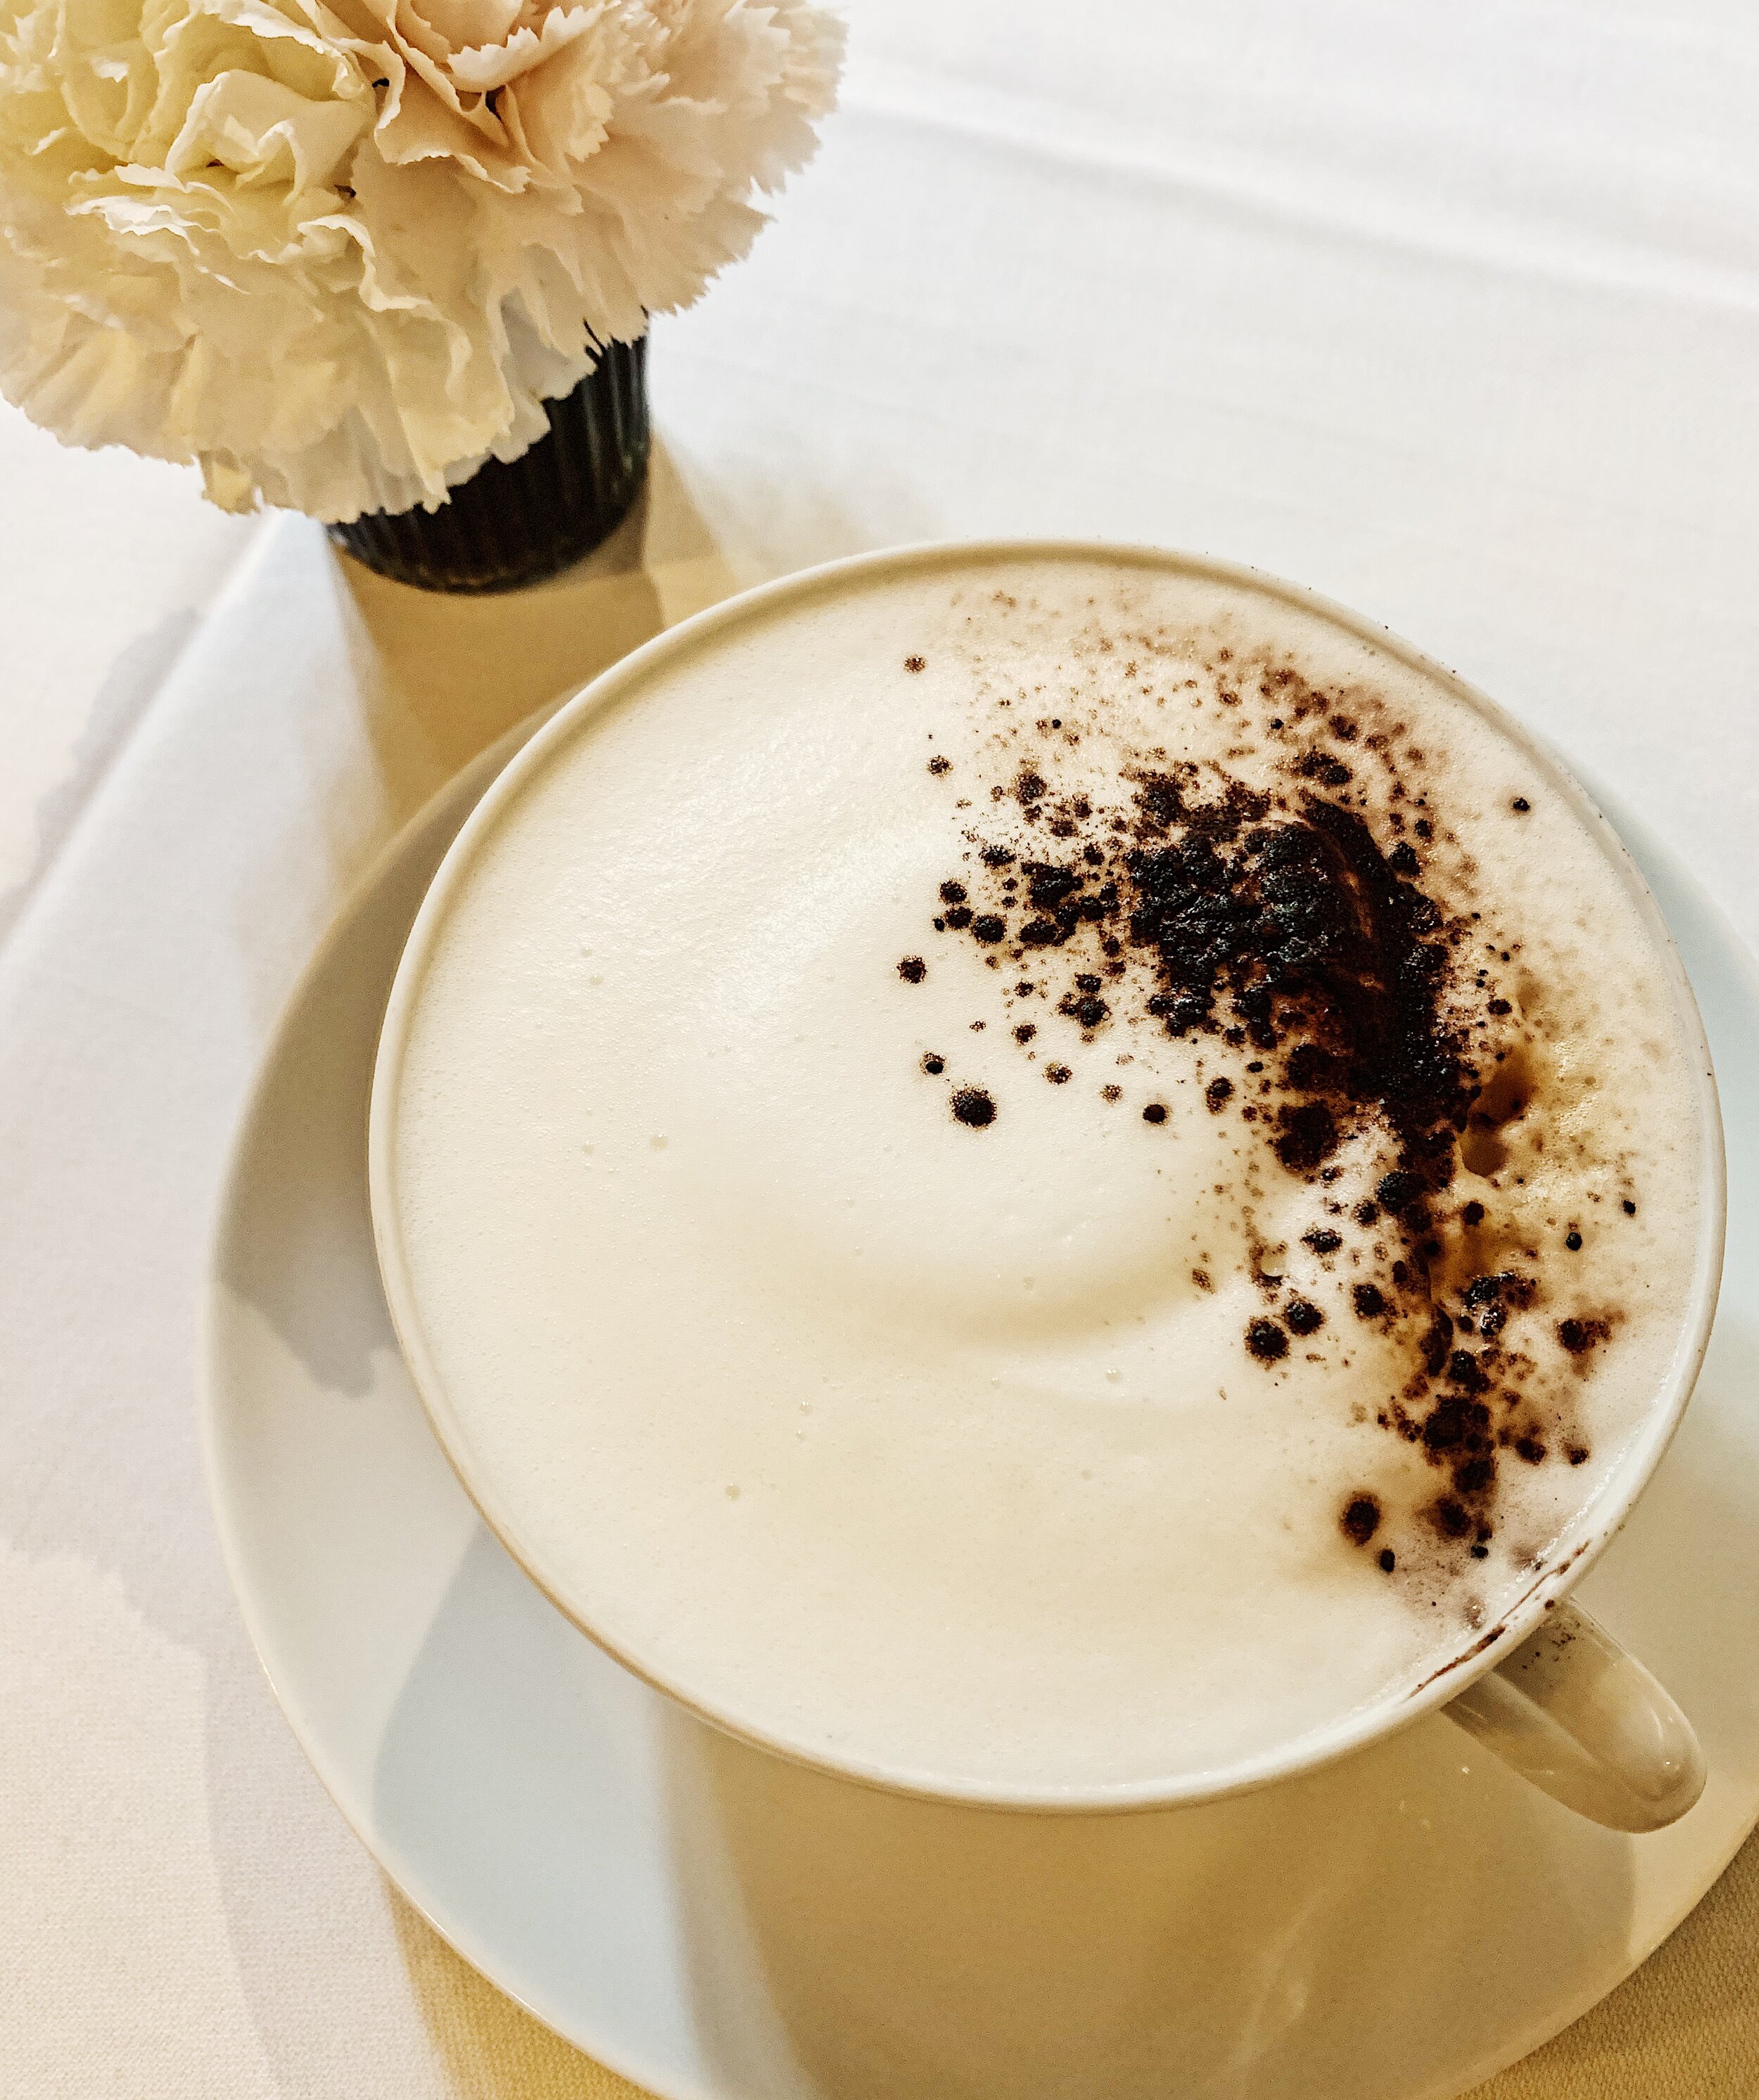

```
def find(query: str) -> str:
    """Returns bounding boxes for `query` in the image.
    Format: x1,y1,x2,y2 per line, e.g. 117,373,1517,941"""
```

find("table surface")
4,4,1758,2093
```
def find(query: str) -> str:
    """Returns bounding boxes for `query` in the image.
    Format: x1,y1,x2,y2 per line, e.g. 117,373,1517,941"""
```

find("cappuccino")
380,550,1710,1798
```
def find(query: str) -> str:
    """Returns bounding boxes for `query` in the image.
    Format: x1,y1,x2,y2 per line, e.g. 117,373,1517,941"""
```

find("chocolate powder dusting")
1341,1495,1382,1546
1246,1318,1288,1363
912,632,1631,1580
951,1086,996,1128
1557,1316,1612,1357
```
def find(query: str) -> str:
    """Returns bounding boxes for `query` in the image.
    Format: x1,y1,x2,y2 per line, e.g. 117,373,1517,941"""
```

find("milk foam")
384,552,1709,1798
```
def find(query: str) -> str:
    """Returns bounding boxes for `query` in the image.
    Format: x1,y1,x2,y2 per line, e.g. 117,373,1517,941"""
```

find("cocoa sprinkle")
912,664,1623,1574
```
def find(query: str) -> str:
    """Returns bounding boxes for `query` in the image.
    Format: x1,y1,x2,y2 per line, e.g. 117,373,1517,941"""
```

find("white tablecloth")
5,4,1759,2093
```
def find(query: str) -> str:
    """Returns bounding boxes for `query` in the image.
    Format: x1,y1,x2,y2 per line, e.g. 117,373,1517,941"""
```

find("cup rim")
368,538,1728,1815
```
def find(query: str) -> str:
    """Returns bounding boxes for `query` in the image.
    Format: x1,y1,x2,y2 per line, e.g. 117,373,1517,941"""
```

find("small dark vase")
328,336,649,593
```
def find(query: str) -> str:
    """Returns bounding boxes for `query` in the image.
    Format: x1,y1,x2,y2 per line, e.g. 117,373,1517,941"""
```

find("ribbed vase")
329,337,649,593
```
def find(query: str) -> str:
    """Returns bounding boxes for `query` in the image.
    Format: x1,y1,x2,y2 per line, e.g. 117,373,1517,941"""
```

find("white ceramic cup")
369,542,1725,1833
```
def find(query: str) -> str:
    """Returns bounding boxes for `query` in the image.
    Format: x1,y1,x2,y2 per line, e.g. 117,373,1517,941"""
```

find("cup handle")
1442,1600,1706,1832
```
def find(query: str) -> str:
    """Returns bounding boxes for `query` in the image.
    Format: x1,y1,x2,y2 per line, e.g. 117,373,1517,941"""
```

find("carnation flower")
0,0,841,518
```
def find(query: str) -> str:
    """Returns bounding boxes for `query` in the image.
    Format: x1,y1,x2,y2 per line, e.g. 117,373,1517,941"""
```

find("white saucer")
205,725,1759,2100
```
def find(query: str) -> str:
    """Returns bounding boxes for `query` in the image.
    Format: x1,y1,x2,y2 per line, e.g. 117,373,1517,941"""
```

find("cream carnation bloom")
0,0,840,518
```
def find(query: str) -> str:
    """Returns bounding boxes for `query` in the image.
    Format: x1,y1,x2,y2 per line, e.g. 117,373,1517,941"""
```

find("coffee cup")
369,543,1722,1831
